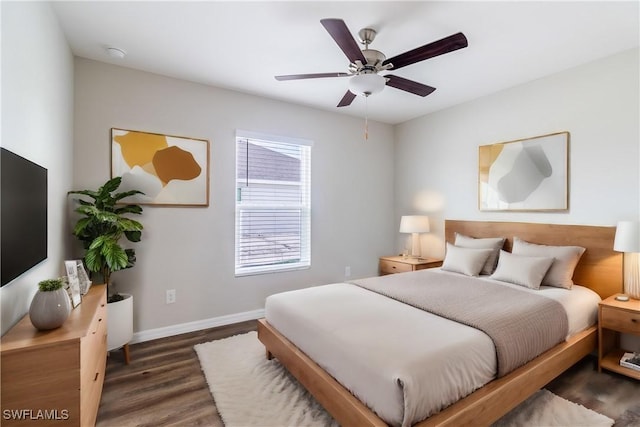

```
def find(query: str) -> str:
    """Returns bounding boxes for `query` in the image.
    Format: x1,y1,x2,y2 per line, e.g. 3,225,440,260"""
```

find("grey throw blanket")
350,270,569,377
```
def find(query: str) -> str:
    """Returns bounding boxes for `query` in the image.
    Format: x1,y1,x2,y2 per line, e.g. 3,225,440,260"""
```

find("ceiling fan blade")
383,32,468,70
275,72,350,81
320,18,366,64
385,75,436,97
337,90,357,107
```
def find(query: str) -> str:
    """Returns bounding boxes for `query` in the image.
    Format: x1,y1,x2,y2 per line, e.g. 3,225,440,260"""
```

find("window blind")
235,133,311,276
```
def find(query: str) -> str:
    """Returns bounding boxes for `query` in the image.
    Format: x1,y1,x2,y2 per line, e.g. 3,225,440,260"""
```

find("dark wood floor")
97,321,640,427
96,321,256,427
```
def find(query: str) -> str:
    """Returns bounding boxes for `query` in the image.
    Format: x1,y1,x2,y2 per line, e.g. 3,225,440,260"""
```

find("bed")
257,220,622,426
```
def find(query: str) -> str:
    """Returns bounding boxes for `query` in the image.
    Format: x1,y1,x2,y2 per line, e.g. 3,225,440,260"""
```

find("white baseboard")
130,308,265,344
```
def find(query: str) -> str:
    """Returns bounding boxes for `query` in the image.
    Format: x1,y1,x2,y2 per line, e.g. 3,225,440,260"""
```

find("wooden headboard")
445,220,622,299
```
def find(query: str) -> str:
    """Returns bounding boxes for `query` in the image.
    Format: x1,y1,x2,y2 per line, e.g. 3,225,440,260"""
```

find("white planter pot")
107,293,133,351
29,288,72,330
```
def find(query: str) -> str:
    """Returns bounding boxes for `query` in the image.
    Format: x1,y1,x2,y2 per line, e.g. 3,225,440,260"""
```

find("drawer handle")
392,266,397,269
632,318,638,323
98,318,103,322
94,372,100,382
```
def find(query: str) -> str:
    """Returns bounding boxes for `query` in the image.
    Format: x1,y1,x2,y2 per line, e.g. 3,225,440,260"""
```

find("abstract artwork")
478,132,568,211
111,128,209,206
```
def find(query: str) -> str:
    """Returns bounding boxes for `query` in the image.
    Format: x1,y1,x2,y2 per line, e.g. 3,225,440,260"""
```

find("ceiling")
51,1,639,125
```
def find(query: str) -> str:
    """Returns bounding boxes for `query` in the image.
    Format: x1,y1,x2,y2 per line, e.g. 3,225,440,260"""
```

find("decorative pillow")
441,243,493,277
490,250,555,289
454,232,505,275
512,237,586,289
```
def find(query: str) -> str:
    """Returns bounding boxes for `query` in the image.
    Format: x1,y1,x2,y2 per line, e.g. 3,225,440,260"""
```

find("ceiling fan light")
348,74,385,96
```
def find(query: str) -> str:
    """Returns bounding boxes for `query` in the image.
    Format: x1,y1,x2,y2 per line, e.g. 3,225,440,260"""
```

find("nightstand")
598,294,640,380
379,256,443,275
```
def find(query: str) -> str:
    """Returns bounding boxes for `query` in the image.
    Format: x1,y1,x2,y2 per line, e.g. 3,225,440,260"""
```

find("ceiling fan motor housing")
362,49,386,69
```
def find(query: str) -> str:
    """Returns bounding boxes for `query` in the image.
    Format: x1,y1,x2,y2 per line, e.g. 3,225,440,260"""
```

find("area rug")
194,332,614,427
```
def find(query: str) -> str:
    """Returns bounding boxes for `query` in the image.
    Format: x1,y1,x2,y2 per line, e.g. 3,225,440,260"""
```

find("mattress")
264,269,600,427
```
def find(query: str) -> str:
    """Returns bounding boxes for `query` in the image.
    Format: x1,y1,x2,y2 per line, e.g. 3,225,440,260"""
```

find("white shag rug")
195,332,614,427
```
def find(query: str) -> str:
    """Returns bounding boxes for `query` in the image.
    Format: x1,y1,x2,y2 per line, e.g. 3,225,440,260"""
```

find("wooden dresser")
1,284,107,426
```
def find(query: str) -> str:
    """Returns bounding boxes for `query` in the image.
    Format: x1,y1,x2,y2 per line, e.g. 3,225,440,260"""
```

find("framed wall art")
478,131,569,211
111,128,210,206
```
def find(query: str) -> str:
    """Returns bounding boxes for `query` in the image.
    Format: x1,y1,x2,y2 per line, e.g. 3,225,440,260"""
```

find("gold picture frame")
478,131,569,211
111,128,210,206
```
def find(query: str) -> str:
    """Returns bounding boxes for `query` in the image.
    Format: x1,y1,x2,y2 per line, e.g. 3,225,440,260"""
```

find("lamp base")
615,294,630,302
623,253,640,299
410,233,421,258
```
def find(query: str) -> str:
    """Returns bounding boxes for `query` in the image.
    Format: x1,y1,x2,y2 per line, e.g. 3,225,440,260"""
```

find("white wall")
395,48,640,258
73,58,395,334
0,2,75,335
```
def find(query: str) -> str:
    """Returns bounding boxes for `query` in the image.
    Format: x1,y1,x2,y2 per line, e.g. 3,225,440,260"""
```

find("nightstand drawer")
379,259,412,274
600,305,640,334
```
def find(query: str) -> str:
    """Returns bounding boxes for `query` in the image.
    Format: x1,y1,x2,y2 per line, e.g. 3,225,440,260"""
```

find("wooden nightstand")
379,256,443,275
598,294,640,380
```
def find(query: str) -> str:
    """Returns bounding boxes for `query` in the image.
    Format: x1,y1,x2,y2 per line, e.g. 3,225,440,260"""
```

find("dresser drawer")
80,294,107,427
81,347,106,427
81,296,107,371
600,305,640,335
379,259,412,274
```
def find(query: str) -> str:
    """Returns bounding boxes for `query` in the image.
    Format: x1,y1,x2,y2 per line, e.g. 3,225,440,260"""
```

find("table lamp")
613,220,640,300
399,215,430,258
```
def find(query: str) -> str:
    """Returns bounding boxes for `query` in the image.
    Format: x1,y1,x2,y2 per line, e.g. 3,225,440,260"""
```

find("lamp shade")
399,216,430,234
348,74,386,96
614,221,640,253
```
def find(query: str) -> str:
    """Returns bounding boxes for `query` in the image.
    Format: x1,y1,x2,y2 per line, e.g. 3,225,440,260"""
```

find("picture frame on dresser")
65,260,82,308
75,259,92,295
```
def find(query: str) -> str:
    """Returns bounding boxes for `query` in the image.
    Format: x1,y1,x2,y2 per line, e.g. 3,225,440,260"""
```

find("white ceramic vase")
107,293,133,351
29,288,72,330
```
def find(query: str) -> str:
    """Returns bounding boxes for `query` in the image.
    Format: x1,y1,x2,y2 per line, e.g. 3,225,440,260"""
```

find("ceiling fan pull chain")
364,95,369,141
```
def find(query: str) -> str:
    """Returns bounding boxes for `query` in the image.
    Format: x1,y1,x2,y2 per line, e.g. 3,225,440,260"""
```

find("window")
235,131,311,276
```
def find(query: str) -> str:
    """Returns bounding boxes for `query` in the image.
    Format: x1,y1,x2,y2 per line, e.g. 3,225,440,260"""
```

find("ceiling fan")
275,18,468,107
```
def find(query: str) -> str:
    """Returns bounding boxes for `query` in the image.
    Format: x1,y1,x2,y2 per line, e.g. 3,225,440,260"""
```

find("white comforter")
264,269,600,427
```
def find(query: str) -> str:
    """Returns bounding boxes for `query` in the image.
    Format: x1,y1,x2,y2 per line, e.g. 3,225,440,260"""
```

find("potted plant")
68,177,144,353
29,278,71,330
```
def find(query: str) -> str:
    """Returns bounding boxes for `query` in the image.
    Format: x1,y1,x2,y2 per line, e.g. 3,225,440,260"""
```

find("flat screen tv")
1,148,48,286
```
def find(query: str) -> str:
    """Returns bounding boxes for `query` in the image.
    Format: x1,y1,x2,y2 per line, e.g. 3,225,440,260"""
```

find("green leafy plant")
38,278,64,292
68,177,144,302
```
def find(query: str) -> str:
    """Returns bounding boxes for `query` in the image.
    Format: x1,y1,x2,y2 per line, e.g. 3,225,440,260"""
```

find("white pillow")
454,232,505,275
490,250,554,289
442,243,493,277
512,237,586,289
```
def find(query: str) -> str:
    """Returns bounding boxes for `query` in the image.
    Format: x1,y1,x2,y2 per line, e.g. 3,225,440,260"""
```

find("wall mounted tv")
1,148,48,286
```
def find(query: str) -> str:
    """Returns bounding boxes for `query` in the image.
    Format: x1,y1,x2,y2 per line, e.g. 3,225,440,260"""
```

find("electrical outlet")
345,266,351,278
166,289,176,304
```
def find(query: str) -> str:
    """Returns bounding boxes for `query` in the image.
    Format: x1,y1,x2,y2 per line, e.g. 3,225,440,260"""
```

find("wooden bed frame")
257,220,622,426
